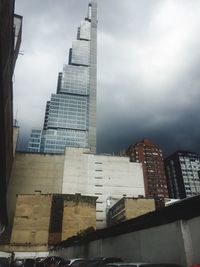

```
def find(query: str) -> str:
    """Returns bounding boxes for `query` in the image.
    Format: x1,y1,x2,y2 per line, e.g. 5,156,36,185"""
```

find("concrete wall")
11,195,52,251
125,198,155,219
51,216,200,267
62,148,145,228
1,194,97,252
187,217,200,264
7,149,144,231
62,198,96,240
7,153,64,228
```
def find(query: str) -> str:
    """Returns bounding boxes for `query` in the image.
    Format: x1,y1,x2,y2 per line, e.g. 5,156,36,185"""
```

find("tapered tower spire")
28,1,98,154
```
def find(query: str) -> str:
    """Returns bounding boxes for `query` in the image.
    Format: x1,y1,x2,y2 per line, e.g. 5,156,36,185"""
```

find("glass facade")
27,129,42,152
46,94,88,130
40,129,88,154
79,20,91,40
179,153,200,197
165,151,200,199
59,65,90,95
28,1,97,154
71,40,90,66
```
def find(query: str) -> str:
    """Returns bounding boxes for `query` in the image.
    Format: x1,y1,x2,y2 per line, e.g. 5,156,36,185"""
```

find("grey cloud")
14,0,200,157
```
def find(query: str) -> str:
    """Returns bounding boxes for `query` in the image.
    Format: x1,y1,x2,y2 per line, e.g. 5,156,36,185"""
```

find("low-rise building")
107,197,156,226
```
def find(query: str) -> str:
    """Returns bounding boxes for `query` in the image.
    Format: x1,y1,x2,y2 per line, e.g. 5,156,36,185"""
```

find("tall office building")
127,139,168,199
28,1,97,154
165,151,200,199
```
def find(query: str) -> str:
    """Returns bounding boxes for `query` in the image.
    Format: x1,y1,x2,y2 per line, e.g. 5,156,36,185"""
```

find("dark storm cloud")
14,0,200,156
97,56,200,155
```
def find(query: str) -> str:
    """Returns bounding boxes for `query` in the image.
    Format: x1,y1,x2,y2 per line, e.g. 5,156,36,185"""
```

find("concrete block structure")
61,195,96,240
5,193,97,252
11,194,52,250
62,147,145,228
7,152,64,232
6,147,145,239
107,197,156,226
4,148,144,247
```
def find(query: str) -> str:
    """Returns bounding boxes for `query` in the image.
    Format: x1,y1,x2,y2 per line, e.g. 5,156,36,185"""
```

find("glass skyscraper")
28,1,97,154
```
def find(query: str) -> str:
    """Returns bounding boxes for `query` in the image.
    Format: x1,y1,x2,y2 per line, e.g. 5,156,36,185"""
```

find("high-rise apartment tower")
127,139,168,199
28,1,97,154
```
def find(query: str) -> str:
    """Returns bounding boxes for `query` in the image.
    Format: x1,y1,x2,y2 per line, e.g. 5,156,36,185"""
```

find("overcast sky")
14,0,200,156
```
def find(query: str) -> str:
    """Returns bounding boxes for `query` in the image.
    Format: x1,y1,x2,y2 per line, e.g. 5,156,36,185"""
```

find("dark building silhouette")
127,139,168,199
165,151,200,199
0,0,22,232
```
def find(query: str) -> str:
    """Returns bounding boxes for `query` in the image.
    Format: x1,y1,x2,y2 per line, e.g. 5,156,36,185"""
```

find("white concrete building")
62,147,145,228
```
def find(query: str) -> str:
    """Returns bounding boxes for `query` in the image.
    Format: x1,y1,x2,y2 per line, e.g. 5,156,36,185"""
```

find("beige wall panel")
11,230,31,244
11,195,52,246
62,199,96,240
7,153,64,227
62,147,145,228
125,199,155,219
35,231,49,244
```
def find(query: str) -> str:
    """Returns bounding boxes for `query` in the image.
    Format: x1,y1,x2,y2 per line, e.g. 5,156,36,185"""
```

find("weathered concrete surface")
125,198,155,219
62,147,145,228
7,152,64,228
51,217,200,267
0,193,97,252
108,197,156,226
185,217,200,265
11,195,52,249
62,198,96,240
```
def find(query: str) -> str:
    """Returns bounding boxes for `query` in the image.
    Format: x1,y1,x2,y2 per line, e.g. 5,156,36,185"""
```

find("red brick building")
127,139,168,199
